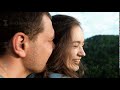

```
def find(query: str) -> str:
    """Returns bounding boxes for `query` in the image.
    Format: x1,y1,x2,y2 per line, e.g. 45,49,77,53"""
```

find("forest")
81,35,119,78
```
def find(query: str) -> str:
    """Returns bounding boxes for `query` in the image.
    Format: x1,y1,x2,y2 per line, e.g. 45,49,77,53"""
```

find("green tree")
82,35,119,78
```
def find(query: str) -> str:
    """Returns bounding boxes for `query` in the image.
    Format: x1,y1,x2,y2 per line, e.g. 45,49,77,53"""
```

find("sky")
50,12,119,39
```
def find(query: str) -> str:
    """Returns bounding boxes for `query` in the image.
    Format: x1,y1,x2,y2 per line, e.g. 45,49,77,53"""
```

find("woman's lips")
74,59,80,65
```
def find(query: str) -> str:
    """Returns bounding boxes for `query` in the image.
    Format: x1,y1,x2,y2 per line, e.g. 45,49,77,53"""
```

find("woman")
36,14,86,78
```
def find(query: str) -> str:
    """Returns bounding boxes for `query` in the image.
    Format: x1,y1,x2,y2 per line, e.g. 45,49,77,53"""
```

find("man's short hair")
0,12,51,56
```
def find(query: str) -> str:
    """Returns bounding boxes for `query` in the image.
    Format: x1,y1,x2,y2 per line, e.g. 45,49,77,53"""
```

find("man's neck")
0,55,30,78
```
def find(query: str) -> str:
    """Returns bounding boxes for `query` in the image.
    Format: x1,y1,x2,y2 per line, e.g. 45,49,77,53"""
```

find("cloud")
50,12,119,39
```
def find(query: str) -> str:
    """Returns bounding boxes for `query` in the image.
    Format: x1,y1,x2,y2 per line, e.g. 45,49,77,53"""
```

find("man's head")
0,12,55,74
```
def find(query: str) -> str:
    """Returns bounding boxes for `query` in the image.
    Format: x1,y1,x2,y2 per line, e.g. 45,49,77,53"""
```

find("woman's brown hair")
36,14,84,78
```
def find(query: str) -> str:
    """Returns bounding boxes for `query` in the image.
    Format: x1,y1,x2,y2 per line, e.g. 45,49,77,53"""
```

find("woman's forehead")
71,26,84,42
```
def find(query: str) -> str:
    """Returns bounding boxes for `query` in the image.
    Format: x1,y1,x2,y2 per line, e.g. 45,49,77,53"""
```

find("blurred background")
50,12,119,78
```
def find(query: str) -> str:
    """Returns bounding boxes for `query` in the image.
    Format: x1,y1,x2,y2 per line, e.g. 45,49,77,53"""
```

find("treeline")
81,35,119,78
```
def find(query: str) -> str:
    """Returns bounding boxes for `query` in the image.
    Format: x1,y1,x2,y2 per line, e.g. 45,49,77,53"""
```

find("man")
0,12,55,78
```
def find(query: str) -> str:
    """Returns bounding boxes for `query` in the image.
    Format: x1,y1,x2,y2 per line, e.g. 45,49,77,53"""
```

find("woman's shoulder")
48,72,71,78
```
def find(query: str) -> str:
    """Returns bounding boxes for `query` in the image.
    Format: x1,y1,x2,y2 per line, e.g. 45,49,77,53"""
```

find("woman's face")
66,26,86,71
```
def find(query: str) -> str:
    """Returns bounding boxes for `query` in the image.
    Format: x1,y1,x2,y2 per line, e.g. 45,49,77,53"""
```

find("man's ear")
12,32,29,58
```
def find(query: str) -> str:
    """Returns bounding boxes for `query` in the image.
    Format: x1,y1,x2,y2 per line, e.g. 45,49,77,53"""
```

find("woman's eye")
73,45,78,47
73,44,79,48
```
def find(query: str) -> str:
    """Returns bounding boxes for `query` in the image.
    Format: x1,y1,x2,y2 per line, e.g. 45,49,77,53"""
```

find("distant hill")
81,35,119,78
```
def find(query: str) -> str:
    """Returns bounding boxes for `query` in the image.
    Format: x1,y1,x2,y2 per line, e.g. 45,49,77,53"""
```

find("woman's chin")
72,66,79,71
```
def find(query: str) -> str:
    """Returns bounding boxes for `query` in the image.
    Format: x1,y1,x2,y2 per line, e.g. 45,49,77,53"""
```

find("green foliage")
81,35,119,78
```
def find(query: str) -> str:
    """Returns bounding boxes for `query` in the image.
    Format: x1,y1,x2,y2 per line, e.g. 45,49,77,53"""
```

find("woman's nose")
82,50,86,57
77,47,86,57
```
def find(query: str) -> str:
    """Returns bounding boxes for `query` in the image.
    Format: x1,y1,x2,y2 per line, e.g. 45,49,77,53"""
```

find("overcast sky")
50,12,119,39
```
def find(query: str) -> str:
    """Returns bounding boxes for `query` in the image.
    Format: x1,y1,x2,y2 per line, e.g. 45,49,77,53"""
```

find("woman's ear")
12,32,29,58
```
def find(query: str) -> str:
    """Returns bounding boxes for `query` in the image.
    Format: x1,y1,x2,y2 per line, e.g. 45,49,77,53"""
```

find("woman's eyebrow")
72,41,80,43
72,41,83,43
72,41,84,45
